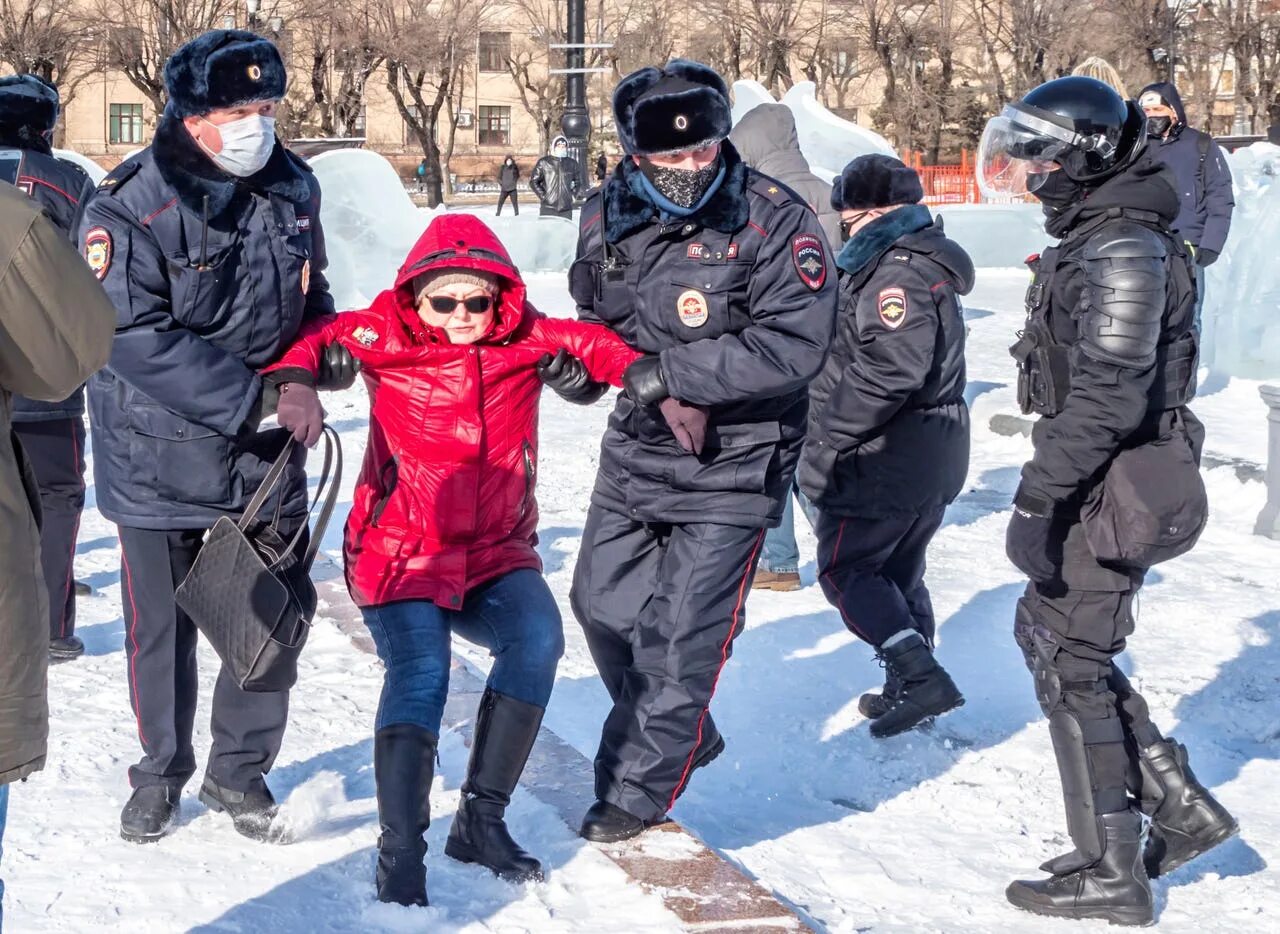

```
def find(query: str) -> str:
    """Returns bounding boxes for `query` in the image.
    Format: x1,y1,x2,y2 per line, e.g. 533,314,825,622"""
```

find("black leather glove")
658,397,709,455
275,382,326,447
1005,485,1057,583
536,348,608,405
623,355,669,404
317,342,361,390
1195,247,1220,268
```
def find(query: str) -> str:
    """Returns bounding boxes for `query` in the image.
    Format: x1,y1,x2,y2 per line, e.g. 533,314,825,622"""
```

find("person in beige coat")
0,181,115,910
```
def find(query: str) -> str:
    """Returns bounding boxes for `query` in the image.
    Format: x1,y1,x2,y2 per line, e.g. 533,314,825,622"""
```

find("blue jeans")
361,569,565,735
1,781,8,929
761,486,817,574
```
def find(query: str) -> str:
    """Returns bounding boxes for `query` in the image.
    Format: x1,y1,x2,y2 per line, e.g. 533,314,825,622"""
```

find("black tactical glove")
1195,247,1220,268
317,342,361,390
536,348,608,405
623,355,669,404
1005,485,1057,584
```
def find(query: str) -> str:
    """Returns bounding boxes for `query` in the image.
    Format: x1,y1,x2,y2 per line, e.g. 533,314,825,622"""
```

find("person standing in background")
529,136,581,219
496,155,520,216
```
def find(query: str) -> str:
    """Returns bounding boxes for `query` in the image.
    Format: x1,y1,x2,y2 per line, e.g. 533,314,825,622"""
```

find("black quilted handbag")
176,425,342,692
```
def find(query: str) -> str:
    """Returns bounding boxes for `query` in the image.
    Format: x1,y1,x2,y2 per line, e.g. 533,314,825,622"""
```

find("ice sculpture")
1201,142,1280,378
53,149,106,185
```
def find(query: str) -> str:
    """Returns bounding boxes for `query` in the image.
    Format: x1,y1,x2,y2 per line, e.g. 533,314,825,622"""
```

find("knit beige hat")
413,269,499,302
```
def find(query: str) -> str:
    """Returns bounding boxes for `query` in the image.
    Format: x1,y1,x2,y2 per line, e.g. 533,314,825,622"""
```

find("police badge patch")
791,234,826,291
676,289,709,328
878,287,908,329
84,227,112,280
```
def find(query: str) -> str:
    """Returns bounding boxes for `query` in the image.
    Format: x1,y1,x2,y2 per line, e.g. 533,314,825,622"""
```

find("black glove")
536,348,608,405
317,342,361,390
623,355,669,404
658,397,709,454
1005,486,1057,583
1195,247,1220,268
275,382,326,448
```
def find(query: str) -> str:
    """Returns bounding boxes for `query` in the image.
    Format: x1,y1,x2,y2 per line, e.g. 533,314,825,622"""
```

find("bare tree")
284,0,383,138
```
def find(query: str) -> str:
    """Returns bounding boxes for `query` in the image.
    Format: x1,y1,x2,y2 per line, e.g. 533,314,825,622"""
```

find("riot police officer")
978,76,1237,925
560,59,836,842
0,74,97,662
80,30,335,844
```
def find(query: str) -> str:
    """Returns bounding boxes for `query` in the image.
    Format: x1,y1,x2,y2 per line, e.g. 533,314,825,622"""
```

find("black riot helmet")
977,76,1147,199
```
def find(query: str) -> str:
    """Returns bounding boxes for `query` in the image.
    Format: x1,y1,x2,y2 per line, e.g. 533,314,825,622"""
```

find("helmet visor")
976,114,1069,199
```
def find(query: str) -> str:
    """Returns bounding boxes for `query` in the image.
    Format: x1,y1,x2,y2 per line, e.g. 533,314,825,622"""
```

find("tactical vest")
1012,207,1199,418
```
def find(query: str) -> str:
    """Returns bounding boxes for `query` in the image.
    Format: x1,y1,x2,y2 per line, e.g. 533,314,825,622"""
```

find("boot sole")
120,807,178,844
1150,821,1239,878
49,647,85,662
1006,892,1153,927
444,837,545,883
581,821,649,843
870,697,964,739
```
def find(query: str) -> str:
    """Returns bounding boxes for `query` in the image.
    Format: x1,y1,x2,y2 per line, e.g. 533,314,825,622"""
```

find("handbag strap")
238,435,299,532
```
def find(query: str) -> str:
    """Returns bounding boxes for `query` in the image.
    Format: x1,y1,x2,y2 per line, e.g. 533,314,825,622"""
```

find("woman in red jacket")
269,214,639,907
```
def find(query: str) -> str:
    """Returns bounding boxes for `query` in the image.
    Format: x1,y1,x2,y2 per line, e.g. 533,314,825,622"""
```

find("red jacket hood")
390,213,529,345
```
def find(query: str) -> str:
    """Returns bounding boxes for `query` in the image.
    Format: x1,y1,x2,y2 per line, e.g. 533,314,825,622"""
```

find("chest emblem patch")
676,289,710,328
300,259,311,295
84,227,112,280
791,234,827,291
687,242,705,260
296,216,311,231
352,325,379,347
878,287,908,329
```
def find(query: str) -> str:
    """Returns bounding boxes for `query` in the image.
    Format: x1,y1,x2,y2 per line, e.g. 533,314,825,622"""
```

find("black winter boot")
1138,737,1238,878
374,723,437,907
445,689,546,883
1007,809,1153,926
869,634,963,738
199,776,288,844
580,800,652,843
858,662,904,720
120,785,180,843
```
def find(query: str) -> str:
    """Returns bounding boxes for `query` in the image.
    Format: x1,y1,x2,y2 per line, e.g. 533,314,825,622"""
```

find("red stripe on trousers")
667,529,766,811
819,518,872,642
119,542,149,746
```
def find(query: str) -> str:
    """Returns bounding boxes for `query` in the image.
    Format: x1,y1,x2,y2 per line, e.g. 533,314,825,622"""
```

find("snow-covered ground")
3,270,1278,932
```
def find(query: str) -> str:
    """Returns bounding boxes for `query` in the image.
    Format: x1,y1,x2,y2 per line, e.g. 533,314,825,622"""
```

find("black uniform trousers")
117,523,305,793
1013,519,1160,855
13,418,86,641
571,505,765,823
814,507,944,649
496,190,519,216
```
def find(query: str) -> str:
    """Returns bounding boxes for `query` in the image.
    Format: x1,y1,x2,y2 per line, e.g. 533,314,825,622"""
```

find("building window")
479,32,511,73
478,105,511,146
109,103,144,144
403,105,420,145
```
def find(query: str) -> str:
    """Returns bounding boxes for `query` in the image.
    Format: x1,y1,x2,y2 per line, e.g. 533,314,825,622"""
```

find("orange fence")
898,148,1035,205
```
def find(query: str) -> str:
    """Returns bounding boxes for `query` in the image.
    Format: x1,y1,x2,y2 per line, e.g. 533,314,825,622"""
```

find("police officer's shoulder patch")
97,160,140,196
84,227,113,280
877,287,908,329
792,233,827,291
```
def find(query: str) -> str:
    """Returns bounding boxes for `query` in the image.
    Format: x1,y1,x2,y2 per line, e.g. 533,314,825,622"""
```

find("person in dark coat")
496,154,520,216
594,152,608,184
80,29,339,846
796,155,970,738
529,136,580,218
1138,82,1234,321
979,76,1237,925
0,74,97,662
550,59,836,842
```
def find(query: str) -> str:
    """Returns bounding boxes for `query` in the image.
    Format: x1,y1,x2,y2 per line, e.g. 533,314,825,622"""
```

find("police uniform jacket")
0,139,95,422
798,205,972,517
570,144,837,528
80,112,334,530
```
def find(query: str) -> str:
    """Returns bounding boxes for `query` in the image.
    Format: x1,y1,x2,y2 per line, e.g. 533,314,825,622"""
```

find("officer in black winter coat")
549,60,836,841
0,74,96,662
80,30,337,845
979,76,1237,925
796,155,970,739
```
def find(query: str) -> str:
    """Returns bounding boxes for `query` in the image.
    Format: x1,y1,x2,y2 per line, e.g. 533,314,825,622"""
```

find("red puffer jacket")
268,214,640,609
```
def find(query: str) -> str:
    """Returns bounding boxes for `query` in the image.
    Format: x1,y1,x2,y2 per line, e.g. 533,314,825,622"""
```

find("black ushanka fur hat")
831,154,924,211
613,59,732,157
0,74,60,145
164,29,287,118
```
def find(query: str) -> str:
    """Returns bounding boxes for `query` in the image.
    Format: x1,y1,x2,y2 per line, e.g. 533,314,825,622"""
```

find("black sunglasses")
839,210,876,237
426,294,494,314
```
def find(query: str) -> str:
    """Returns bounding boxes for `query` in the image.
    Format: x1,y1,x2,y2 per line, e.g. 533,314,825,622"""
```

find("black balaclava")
639,157,720,209
1029,167,1083,213
1147,115,1174,138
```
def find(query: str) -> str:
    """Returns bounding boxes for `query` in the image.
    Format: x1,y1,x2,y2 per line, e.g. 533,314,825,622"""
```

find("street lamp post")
560,0,590,192
1166,0,1177,84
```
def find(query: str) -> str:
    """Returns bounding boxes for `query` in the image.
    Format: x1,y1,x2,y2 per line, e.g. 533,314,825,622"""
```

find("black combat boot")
580,800,652,843
374,723,437,907
445,689,546,883
49,636,85,662
858,663,904,720
120,785,180,843
1137,737,1238,878
869,634,964,738
199,776,287,843
1007,809,1153,926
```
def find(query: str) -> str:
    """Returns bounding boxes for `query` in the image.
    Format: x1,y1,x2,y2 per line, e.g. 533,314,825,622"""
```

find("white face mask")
201,114,277,177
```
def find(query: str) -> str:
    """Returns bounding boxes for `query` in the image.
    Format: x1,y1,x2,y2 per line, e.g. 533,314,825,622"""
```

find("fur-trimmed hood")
602,140,750,242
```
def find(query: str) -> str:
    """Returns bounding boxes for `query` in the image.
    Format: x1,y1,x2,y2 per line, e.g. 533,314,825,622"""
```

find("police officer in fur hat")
80,29,351,845
543,59,836,841
0,74,98,663
797,155,971,738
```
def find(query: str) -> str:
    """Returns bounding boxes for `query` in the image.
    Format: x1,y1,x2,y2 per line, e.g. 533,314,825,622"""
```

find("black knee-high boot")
374,724,437,906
